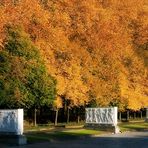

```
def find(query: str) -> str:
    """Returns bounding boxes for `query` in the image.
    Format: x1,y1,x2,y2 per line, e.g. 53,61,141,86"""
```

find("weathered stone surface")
85,107,118,125
0,109,23,135
85,107,120,133
0,109,27,145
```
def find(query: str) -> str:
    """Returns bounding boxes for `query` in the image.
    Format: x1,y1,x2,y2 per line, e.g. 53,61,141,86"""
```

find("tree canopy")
0,26,56,108
0,0,147,111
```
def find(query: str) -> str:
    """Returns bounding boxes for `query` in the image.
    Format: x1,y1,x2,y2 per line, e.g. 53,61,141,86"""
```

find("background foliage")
0,0,147,123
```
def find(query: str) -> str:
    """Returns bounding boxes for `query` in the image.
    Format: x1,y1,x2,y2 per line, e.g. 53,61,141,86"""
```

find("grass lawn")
119,121,148,132
25,128,105,143
24,121,148,143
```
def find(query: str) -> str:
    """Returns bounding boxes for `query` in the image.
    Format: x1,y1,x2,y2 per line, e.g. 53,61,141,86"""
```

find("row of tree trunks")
118,111,143,121
32,109,144,127
54,107,82,126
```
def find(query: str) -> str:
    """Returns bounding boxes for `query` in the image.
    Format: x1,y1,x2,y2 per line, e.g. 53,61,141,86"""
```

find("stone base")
114,126,121,134
145,118,148,122
0,135,27,145
18,135,27,145
85,124,121,134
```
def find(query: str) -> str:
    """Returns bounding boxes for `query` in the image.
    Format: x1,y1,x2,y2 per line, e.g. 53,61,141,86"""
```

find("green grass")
62,129,104,135
25,129,104,143
25,125,54,132
24,121,85,131
119,121,148,132
24,121,148,143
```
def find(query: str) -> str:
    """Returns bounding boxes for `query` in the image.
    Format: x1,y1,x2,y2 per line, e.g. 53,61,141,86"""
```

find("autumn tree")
0,26,56,125
0,0,147,123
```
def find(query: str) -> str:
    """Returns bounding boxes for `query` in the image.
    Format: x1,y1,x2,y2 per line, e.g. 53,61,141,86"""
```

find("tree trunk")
55,109,59,126
134,112,136,119
77,108,81,123
127,111,129,121
119,112,122,121
140,111,143,119
77,115,80,123
34,108,37,126
67,107,69,124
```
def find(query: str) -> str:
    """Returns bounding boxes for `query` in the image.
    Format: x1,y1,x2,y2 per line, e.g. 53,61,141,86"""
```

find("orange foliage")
0,0,147,110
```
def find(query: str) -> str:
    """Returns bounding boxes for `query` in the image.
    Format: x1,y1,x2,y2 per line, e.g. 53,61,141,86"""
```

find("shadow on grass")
24,135,148,148
25,122,148,144
26,131,84,143
25,128,105,144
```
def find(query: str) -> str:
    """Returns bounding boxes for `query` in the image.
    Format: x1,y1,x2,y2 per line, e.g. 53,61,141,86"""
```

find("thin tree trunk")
140,111,143,119
34,108,37,126
119,112,122,121
127,111,129,121
77,107,81,123
55,109,58,126
77,115,80,123
67,107,69,124
134,112,136,119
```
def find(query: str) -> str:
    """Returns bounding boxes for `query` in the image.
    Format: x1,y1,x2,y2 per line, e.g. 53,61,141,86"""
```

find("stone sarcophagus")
85,107,119,133
0,109,27,145
85,107,118,125
0,109,23,135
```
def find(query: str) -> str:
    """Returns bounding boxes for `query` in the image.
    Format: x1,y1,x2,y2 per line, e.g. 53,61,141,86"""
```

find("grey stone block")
0,134,27,145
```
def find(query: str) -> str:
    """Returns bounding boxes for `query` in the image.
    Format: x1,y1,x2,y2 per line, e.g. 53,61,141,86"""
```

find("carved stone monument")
85,107,120,133
0,109,27,145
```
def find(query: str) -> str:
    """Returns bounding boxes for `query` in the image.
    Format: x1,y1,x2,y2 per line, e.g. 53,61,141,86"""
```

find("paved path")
1,131,148,148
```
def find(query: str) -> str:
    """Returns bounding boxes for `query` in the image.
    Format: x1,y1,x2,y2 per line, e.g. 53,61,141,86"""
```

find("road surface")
1,131,148,148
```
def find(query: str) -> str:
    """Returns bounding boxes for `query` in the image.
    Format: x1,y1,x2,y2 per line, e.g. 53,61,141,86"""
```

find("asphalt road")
1,131,148,148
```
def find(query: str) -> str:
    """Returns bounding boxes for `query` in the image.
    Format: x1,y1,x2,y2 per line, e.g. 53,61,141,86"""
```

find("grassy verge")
119,121,148,132
25,121,148,143
25,128,105,143
24,121,85,131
